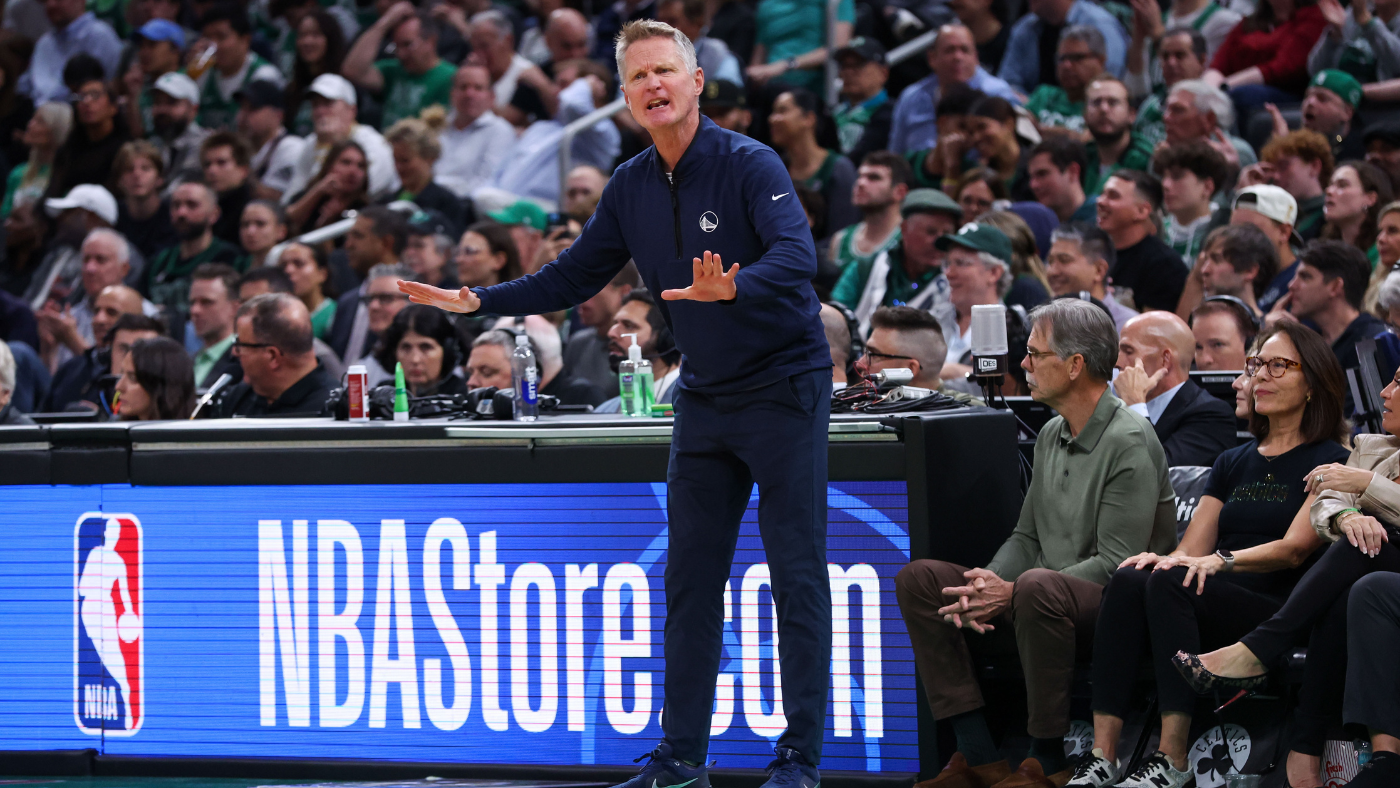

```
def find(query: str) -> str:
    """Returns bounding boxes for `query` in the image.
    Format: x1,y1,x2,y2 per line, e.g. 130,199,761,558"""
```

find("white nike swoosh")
772,193,789,200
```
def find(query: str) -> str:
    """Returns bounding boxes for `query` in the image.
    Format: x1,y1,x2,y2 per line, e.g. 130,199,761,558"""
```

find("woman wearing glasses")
1068,321,1349,788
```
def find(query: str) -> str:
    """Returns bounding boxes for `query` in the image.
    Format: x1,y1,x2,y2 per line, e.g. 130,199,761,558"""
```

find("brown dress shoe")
914,753,1013,788
988,759,1056,788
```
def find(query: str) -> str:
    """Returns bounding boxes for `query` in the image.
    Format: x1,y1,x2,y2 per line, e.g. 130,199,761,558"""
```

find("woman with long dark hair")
114,336,196,420
285,140,369,234
768,88,858,238
1322,160,1393,263
964,96,1034,202
373,304,466,397
1072,321,1349,788
285,9,347,136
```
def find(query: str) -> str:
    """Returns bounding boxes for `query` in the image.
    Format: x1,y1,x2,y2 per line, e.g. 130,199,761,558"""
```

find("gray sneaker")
1115,752,1192,788
1065,748,1119,788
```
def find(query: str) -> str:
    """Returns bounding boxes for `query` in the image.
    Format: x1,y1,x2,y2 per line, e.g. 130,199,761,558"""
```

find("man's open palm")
398,280,481,313
662,251,739,302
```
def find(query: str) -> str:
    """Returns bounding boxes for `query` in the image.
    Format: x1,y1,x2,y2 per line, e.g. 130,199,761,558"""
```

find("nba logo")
74,512,143,735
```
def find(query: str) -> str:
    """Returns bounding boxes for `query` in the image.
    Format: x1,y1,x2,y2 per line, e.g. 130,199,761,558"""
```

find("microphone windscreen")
971,304,1008,356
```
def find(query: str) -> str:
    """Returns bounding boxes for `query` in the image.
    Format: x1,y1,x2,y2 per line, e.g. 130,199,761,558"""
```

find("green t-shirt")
146,237,248,318
1,163,48,220
376,59,456,129
832,223,901,274
1025,85,1085,134
830,245,939,310
310,297,337,340
755,0,855,92
1084,132,1156,196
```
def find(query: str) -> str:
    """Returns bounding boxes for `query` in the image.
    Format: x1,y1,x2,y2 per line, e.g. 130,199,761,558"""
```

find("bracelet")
1334,507,1362,529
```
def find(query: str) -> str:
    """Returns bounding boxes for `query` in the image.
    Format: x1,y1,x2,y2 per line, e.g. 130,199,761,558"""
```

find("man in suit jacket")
1114,310,1236,467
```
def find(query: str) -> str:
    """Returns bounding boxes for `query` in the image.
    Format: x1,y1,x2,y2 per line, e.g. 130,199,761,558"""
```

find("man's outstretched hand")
398,280,481,313
662,251,739,302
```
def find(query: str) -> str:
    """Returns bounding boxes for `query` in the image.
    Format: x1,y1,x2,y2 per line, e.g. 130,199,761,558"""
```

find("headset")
1194,294,1261,351
822,300,864,381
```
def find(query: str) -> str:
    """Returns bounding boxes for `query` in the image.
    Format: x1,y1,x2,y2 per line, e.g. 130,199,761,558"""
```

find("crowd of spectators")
4,0,1400,785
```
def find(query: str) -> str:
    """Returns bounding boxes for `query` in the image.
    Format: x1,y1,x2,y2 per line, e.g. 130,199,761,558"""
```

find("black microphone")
189,373,235,419
970,304,1008,393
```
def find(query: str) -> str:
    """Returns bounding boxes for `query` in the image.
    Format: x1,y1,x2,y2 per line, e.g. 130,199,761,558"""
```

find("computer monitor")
1190,370,1241,407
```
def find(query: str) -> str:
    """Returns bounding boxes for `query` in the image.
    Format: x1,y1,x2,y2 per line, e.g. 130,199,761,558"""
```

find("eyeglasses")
365,293,409,306
232,338,275,355
1245,355,1303,378
1025,346,1058,364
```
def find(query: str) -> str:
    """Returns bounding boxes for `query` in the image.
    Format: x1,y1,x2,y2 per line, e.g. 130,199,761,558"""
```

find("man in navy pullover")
399,19,832,788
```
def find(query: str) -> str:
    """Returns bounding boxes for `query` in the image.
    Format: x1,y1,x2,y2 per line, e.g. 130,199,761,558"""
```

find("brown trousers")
894,559,1103,739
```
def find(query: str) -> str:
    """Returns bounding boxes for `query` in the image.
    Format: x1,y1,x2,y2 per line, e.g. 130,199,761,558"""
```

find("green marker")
393,362,410,421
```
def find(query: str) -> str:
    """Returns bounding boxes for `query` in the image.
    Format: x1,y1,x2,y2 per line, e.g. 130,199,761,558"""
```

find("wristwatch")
1214,548,1235,572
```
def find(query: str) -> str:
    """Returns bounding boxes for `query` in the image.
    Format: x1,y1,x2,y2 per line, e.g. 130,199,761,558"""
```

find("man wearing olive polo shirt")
831,188,961,335
896,297,1176,788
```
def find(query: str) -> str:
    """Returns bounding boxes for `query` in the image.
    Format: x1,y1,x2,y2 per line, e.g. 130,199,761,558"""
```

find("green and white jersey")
197,53,283,132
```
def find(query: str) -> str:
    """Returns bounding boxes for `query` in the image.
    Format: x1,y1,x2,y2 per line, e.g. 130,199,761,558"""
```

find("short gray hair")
0,339,13,395
1169,79,1234,130
1060,25,1106,60
1380,271,1400,314
1028,298,1118,381
975,251,1014,298
367,263,414,283
614,19,697,81
83,227,130,264
470,9,513,40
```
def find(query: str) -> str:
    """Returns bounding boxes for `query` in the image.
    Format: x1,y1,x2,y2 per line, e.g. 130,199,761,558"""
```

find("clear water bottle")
511,334,539,421
1357,739,1373,767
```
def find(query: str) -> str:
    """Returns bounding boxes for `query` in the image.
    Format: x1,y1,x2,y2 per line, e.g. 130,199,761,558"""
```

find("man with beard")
562,261,639,397
1081,76,1153,197
829,152,911,274
149,72,210,191
1025,26,1106,135
145,182,245,327
592,289,682,413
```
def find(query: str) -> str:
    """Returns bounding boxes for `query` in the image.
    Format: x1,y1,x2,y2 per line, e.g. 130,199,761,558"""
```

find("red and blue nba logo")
74,512,144,736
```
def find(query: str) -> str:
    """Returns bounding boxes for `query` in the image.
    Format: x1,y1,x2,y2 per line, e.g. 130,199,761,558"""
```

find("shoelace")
764,751,811,786
1122,753,1171,782
1069,753,1103,780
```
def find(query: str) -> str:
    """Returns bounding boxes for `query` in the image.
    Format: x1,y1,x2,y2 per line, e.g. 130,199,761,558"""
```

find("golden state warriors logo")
700,212,719,232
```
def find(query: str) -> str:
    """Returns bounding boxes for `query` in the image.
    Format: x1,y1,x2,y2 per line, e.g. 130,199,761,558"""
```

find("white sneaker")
1066,748,1120,788
1115,752,1193,788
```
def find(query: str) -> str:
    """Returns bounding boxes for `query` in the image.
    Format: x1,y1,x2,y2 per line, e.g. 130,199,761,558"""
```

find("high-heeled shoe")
1171,650,1269,695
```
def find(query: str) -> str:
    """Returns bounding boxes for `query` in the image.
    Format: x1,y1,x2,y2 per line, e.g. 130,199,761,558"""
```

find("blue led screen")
0,481,914,772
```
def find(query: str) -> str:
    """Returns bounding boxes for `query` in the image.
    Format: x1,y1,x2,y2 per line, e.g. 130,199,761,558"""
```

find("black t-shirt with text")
1203,438,1350,597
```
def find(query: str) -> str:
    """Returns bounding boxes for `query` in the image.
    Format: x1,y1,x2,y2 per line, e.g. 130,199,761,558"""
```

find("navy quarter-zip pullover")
473,116,830,394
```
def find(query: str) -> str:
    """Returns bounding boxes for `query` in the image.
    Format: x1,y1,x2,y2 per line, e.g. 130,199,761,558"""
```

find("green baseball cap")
902,188,963,219
935,221,1014,264
1311,69,1363,109
487,200,549,231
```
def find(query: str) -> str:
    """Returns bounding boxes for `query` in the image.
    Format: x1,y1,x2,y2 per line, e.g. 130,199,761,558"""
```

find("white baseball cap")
1233,184,1297,226
153,71,200,106
308,73,356,107
45,184,118,225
